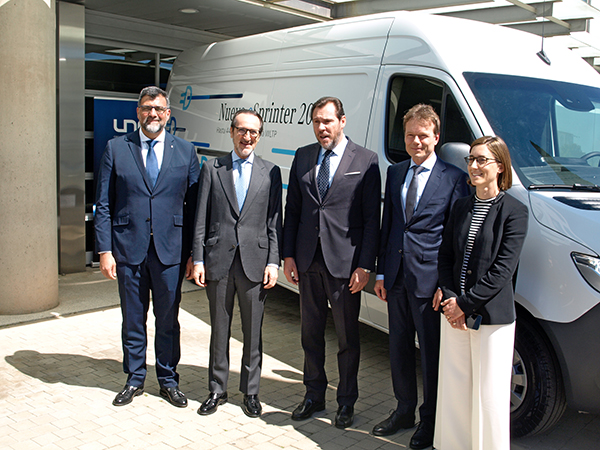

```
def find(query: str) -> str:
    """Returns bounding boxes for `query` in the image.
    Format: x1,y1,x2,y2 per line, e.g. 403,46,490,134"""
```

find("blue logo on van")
180,86,193,110
165,117,176,134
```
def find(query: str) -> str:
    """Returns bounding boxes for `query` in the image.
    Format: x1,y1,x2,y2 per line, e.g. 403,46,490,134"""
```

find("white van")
166,11,600,437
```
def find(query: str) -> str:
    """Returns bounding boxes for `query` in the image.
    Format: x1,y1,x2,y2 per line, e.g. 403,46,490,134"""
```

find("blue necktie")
146,140,159,188
235,159,248,212
317,149,333,200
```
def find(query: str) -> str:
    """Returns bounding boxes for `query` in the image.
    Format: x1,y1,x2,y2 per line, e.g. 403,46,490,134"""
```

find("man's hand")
349,268,369,294
192,263,207,287
185,256,194,280
99,252,117,280
374,279,387,301
284,257,299,285
263,265,278,289
432,288,443,311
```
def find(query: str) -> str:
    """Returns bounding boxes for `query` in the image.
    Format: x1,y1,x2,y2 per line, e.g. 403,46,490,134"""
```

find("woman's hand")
441,297,468,330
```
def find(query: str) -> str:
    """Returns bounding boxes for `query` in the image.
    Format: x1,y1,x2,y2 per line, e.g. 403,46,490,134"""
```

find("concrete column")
0,0,58,314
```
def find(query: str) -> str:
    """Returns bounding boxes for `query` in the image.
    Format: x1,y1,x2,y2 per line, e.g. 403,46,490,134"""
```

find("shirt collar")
321,135,348,158
232,151,255,165
410,152,437,171
139,128,166,145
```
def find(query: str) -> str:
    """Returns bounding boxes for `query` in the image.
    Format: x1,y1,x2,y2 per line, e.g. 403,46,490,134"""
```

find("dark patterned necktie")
405,165,424,222
317,149,333,200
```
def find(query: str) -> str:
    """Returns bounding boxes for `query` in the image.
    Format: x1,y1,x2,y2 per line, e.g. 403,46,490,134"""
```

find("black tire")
510,317,567,437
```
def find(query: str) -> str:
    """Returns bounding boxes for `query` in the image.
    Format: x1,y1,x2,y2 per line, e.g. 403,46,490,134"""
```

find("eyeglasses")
139,105,169,115
234,127,260,139
464,156,498,166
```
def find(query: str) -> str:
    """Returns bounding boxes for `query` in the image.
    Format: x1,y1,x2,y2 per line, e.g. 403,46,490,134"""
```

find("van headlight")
571,252,600,293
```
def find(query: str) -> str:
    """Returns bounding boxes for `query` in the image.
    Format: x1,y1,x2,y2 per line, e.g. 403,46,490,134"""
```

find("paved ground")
0,269,599,450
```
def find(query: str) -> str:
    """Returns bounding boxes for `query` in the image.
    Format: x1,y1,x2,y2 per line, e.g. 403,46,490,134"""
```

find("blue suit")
377,157,469,423
95,130,200,388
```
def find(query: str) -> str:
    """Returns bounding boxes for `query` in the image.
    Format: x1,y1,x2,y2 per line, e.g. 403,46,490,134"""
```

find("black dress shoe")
334,405,354,429
159,386,188,408
198,392,228,415
113,384,144,406
410,421,434,449
372,411,415,436
242,394,262,418
291,398,326,421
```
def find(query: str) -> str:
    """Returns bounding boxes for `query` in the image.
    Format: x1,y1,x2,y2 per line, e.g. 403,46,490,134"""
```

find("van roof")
173,10,600,88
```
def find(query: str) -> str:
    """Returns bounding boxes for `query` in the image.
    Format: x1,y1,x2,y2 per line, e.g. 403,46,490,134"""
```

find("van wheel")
510,318,567,437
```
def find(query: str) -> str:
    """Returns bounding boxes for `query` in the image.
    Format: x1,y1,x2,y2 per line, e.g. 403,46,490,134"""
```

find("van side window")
386,76,473,164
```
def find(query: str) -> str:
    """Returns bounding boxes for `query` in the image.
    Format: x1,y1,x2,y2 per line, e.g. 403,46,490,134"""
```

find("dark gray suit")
193,152,282,395
283,138,381,406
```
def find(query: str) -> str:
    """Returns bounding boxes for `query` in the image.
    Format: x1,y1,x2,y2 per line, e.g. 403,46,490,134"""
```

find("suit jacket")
377,157,470,297
95,131,200,266
283,138,381,279
192,153,282,283
438,192,529,325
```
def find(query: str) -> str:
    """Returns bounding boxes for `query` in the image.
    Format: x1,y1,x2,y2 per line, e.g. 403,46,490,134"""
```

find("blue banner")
93,98,138,180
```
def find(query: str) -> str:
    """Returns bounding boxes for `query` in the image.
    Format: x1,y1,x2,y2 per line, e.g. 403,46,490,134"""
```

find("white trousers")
434,319,515,450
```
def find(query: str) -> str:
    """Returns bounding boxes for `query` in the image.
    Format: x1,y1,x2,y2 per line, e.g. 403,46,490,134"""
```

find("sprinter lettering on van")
218,101,314,126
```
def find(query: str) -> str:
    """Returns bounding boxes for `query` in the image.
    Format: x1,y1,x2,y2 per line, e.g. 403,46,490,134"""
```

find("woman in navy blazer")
433,136,528,450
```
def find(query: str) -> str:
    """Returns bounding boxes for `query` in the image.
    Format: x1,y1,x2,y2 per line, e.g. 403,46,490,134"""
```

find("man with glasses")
191,109,282,418
95,86,200,408
371,104,469,448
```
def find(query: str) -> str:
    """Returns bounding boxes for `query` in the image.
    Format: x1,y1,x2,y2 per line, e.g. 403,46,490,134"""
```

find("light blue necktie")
235,159,248,212
146,140,159,188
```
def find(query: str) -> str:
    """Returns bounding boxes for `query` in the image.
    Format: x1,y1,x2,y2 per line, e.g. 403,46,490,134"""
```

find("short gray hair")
138,86,170,109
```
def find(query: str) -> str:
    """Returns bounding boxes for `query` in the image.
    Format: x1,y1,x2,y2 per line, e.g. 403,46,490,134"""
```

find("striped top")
460,195,496,294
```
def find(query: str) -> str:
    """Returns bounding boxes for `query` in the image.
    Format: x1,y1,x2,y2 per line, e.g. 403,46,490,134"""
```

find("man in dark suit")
95,86,200,408
191,109,282,418
371,104,470,448
283,96,381,429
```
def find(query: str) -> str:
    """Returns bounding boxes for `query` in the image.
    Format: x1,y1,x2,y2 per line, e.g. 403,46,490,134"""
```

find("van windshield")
464,72,600,188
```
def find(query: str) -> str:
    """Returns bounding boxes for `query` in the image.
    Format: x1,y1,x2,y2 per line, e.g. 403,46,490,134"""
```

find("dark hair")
138,86,170,109
470,136,513,190
311,96,345,120
403,104,440,136
230,109,264,135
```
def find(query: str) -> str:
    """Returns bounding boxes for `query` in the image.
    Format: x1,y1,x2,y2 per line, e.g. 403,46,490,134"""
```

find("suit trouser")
298,245,361,407
434,319,515,450
206,250,266,395
387,271,440,423
116,239,183,388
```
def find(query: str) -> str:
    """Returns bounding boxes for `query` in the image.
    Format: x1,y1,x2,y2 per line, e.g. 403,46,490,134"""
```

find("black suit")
283,138,381,406
193,152,282,395
438,192,529,324
377,157,469,422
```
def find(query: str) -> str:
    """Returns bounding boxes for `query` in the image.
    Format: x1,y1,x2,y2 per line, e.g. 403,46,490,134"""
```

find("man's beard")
142,119,164,134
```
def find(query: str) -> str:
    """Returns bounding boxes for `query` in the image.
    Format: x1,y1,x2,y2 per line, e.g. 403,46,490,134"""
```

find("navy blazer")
192,152,282,283
438,192,529,325
377,157,470,297
95,131,200,266
283,138,381,279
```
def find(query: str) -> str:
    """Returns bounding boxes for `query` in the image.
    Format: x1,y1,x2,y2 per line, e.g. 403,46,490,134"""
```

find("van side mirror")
438,142,470,172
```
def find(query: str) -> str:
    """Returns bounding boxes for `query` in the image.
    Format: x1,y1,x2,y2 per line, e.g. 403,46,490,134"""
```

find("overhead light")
179,8,199,14
106,49,137,55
